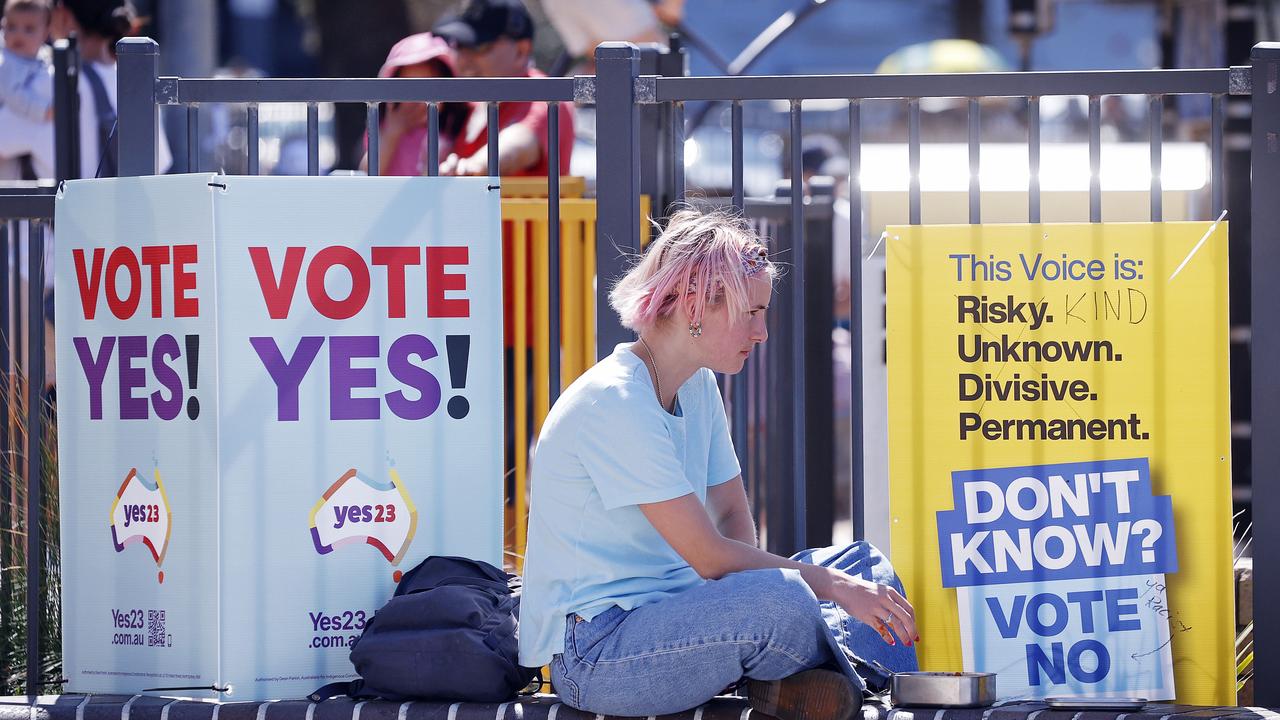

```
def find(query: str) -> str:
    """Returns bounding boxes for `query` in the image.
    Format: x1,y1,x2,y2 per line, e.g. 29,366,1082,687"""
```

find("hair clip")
740,244,770,277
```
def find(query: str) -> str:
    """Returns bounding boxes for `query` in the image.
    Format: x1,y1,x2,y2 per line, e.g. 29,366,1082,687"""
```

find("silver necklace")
638,337,663,408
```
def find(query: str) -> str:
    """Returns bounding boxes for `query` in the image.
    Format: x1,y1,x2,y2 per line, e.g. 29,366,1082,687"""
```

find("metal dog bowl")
890,671,997,708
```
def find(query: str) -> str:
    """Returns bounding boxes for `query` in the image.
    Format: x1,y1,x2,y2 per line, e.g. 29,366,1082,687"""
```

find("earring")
689,322,703,338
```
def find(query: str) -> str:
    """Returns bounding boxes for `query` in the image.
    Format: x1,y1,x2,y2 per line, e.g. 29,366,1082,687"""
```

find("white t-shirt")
518,342,742,667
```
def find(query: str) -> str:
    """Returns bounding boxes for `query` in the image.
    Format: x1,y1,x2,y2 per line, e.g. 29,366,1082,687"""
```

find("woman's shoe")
747,668,863,720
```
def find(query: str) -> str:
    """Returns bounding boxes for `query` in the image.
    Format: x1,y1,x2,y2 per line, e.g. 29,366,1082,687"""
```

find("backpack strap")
80,64,118,178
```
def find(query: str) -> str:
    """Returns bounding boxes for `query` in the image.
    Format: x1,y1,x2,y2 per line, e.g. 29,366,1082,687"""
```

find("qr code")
147,610,166,647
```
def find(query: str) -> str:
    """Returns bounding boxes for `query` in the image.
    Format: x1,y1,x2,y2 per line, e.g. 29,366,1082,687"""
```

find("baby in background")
0,0,52,122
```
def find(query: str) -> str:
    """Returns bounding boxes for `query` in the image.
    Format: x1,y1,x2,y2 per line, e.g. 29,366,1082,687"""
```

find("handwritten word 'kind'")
249,245,469,320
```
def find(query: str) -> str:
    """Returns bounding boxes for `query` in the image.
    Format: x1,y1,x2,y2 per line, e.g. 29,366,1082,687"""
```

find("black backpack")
311,556,538,702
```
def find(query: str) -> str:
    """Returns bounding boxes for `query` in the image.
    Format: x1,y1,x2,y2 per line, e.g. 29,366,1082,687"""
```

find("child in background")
0,0,52,123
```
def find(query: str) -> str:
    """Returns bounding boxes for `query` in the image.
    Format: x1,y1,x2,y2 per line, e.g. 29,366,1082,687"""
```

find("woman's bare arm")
639,493,917,644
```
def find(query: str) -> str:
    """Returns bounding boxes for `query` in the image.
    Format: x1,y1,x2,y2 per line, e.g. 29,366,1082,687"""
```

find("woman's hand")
382,102,427,140
825,570,919,646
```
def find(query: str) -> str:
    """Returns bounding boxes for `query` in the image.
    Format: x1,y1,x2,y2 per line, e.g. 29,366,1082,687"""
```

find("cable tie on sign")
866,231,888,262
1169,208,1228,281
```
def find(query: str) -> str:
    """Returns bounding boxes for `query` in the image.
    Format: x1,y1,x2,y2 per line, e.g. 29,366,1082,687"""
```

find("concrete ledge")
3,696,1277,720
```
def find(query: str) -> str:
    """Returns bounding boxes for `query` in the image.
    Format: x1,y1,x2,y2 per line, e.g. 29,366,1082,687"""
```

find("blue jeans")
550,542,919,716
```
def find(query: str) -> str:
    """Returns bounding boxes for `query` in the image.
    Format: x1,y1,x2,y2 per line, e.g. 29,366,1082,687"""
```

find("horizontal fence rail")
646,68,1248,101
155,78,577,104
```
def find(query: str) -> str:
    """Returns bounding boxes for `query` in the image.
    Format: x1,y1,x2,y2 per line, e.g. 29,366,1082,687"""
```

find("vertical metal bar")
908,99,921,225
1089,95,1101,222
968,98,981,224
25,220,45,696
0,222,7,700
1029,97,1041,223
1252,41,1280,705
306,102,319,176
848,98,864,540
731,99,747,480
487,102,500,177
187,104,199,173
789,99,806,552
733,358,748,486
672,101,686,204
1149,95,1163,222
593,43,641,358
247,104,259,175
53,38,81,181
427,103,440,177
0,222,8,478
731,101,744,211
11,224,20,373
366,103,379,177
548,102,562,406
1211,94,1225,217
115,38,160,176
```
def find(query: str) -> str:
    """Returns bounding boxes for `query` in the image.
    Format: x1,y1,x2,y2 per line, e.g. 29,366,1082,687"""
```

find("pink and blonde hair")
609,208,777,334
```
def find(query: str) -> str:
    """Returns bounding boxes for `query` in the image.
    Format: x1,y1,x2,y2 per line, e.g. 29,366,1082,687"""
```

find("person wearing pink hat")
360,32,470,176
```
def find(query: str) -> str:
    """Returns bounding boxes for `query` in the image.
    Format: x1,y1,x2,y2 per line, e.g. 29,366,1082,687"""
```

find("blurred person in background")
432,0,573,177
542,0,683,73
49,0,171,177
360,32,471,176
0,0,53,179
2,0,54,123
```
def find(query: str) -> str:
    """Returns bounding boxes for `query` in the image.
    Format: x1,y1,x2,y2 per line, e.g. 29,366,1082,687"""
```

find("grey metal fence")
13,33,1275,701
0,189,54,696
592,42,1246,549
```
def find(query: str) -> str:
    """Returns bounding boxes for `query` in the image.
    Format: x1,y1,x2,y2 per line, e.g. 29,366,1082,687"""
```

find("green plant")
0,372,61,696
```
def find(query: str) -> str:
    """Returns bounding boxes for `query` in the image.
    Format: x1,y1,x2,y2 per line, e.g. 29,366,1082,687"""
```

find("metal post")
908,99,921,225
968,98,980,224
116,38,160,177
1149,95,1162,222
366,103,379,177
427,104,440,177
848,99,864,540
1029,97,1040,223
187,105,200,173
731,101,744,210
593,43,641,359
0,222,9,677
1251,41,1280,706
672,102,686,204
548,102,562,406
247,104,259,175
1089,95,1101,222
25,220,45,696
789,101,806,553
307,103,319,176
53,38,80,181
487,103,500,177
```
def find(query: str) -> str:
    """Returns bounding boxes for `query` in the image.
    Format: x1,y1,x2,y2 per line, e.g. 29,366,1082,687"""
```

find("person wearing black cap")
432,0,574,177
